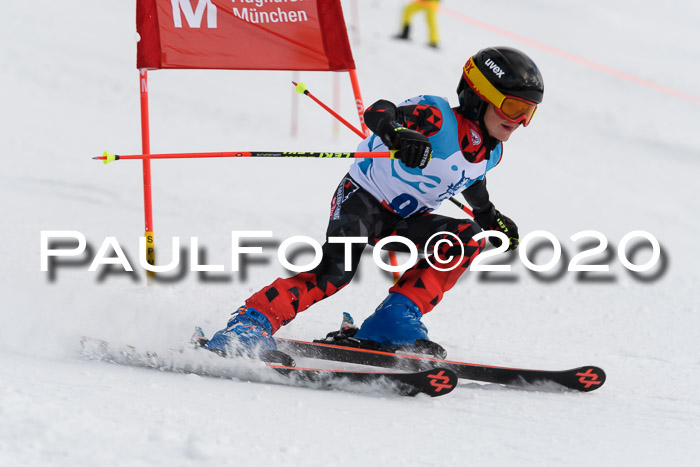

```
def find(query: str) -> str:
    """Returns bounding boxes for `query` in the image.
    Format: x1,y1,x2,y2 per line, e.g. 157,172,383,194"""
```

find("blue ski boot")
204,306,291,363
355,293,428,347
353,293,446,358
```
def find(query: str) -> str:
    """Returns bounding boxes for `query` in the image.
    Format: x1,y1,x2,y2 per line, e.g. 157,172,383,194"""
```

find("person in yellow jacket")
396,0,441,48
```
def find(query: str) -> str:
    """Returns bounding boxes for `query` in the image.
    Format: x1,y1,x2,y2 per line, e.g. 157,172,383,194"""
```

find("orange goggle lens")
496,96,538,126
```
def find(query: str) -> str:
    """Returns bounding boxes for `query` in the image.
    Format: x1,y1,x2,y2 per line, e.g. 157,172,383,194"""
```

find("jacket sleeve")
461,178,496,217
364,99,400,138
364,99,443,138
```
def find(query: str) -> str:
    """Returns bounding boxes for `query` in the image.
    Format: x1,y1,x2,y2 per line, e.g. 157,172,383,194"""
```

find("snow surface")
2,0,699,465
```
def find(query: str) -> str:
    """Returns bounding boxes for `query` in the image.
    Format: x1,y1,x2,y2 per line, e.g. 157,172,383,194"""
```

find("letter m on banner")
171,0,217,29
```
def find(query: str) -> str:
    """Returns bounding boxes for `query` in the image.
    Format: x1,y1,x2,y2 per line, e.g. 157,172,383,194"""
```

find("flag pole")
139,69,156,280
347,69,370,136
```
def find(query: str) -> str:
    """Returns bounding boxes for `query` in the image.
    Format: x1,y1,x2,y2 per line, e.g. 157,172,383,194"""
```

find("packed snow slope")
2,0,699,466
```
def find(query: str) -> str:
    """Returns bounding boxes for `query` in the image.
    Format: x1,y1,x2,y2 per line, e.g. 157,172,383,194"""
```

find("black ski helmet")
457,46,544,121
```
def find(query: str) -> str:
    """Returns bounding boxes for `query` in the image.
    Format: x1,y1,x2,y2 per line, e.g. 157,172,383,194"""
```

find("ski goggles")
462,57,538,126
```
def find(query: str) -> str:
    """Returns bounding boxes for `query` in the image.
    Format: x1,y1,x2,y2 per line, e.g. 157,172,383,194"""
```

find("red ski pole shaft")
448,196,474,218
292,82,366,139
93,151,396,164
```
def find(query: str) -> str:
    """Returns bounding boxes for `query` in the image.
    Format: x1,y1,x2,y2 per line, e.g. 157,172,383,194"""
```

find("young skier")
204,46,544,360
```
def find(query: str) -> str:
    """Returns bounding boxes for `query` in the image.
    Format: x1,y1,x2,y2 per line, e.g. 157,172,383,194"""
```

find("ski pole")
292,81,404,281
293,82,367,138
291,81,473,220
93,150,397,164
448,196,474,218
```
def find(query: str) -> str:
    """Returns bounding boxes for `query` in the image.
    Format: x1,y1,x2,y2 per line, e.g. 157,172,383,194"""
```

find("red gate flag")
137,0,356,71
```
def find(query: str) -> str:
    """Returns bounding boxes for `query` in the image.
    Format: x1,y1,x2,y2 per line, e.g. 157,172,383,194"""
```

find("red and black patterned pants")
247,175,485,333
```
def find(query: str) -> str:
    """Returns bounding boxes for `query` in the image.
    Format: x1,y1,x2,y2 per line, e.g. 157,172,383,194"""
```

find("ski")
272,366,458,397
276,338,606,392
79,337,457,398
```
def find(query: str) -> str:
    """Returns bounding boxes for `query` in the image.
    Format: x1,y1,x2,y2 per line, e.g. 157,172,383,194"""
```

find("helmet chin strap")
466,89,507,156
456,82,499,162
477,107,499,161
